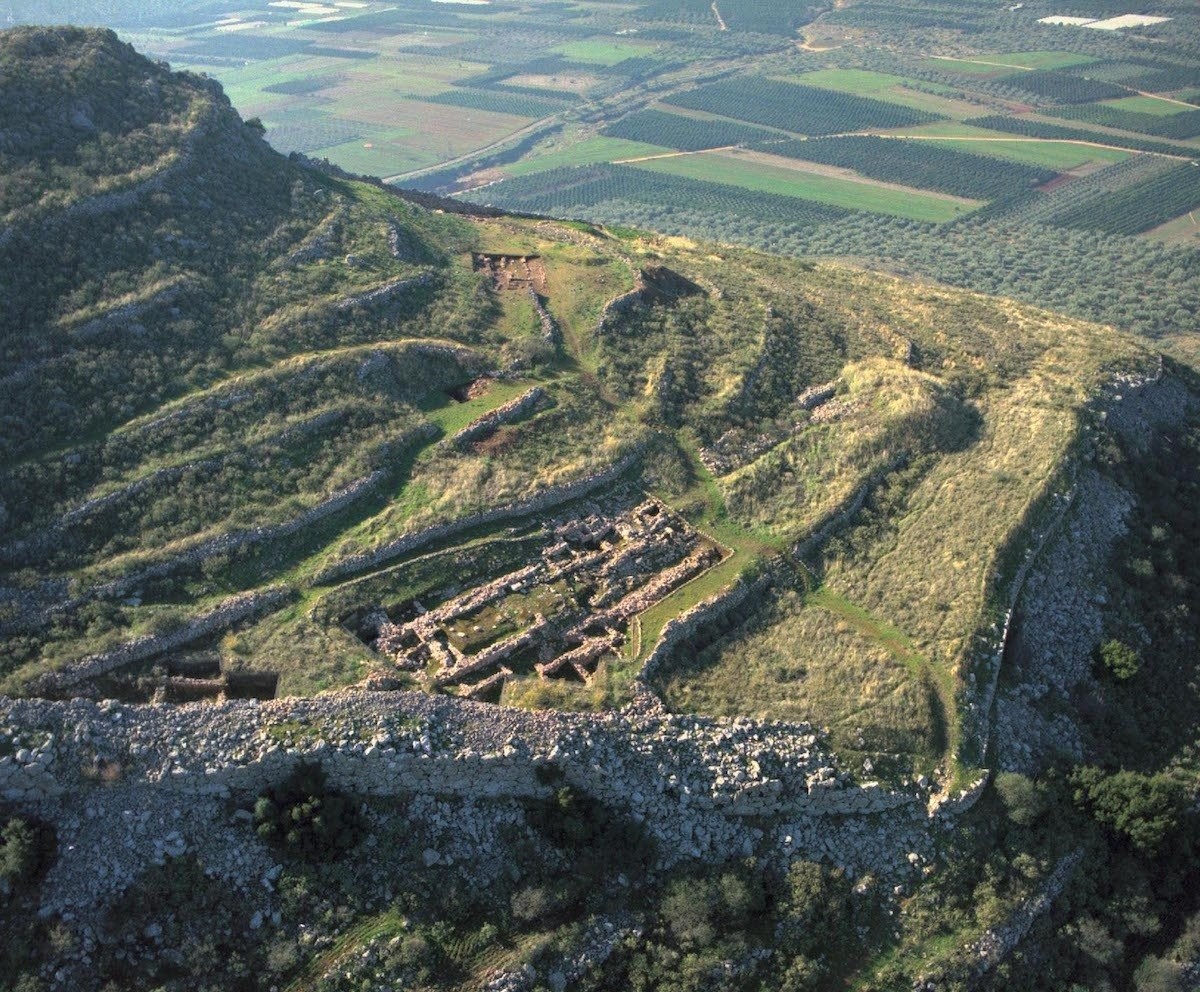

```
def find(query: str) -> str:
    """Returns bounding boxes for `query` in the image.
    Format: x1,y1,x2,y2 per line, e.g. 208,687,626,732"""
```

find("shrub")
1097,639,1141,681
0,816,54,890
252,761,365,858
1071,767,1188,856
994,772,1047,828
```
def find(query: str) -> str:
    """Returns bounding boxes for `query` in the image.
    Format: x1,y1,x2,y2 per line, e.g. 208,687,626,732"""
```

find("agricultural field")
1050,101,1200,139
503,135,672,177
886,120,1133,169
664,76,940,136
629,151,980,222
603,108,777,152
1052,161,1200,235
783,68,991,118
475,163,853,227
757,136,1058,200
925,51,1099,73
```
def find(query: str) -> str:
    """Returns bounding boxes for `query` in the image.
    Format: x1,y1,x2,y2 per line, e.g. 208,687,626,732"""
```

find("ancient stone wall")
0,690,931,859
639,573,771,685
450,387,547,449
335,271,434,311
33,587,292,692
315,448,643,584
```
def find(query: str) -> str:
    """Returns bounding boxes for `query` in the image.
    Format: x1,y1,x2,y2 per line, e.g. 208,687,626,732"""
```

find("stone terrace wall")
33,587,292,692
314,448,643,584
639,573,772,685
70,423,439,604
335,271,434,311
451,387,547,449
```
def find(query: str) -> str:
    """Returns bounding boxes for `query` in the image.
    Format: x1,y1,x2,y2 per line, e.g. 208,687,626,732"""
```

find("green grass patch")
550,39,652,65
505,136,670,177
1101,94,1192,116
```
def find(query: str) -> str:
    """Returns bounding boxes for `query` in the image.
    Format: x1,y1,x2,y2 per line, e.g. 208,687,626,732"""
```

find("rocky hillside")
2,26,1200,992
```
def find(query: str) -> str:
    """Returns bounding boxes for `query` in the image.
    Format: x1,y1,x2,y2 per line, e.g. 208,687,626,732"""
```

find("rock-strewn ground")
0,689,941,946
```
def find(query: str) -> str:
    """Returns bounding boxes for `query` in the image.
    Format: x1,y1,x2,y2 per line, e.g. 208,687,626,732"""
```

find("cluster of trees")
664,77,937,136
636,0,823,35
253,761,365,858
1001,68,1127,104
574,859,857,992
0,815,54,891
603,109,774,152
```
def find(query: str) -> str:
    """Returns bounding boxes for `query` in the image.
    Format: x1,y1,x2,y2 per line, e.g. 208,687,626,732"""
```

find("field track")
878,133,1192,160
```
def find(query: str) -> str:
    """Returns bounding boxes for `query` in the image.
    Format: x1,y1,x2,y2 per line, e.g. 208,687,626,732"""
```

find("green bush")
252,761,365,859
1097,639,1141,681
1071,767,1188,856
0,816,54,891
994,772,1047,828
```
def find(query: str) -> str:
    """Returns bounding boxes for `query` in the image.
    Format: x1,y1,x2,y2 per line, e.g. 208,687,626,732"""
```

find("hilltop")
2,26,1200,992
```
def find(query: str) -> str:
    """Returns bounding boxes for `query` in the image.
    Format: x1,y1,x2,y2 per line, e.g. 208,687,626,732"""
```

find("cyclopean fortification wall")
0,689,934,876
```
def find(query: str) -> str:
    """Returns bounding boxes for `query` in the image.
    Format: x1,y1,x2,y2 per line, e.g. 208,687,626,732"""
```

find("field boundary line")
613,144,740,164
871,133,1191,161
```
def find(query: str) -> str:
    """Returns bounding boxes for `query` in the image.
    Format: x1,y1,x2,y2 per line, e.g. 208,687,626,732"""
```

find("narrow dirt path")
711,1,728,30
613,144,740,163
874,133,1191,160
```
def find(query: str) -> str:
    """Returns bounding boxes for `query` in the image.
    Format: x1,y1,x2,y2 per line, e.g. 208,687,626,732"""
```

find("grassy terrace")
628,430,787,666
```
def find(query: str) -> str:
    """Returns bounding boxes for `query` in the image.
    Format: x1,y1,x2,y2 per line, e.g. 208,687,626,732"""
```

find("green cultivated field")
889,121,1132,168
927,50,1096,72
990,50,1099,69
1102,95,1193,116
504,135,670,176
550,39,654,65
788,68,985,118
629,152,979,221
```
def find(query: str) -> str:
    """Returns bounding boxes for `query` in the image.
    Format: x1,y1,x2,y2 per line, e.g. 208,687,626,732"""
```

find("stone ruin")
472,253,548,294
361,498,723,701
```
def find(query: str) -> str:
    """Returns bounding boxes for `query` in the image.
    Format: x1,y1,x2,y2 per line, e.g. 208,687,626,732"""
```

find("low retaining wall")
34,586,291,692
451,387,547,449
639,573,771,685
314,448,643,584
